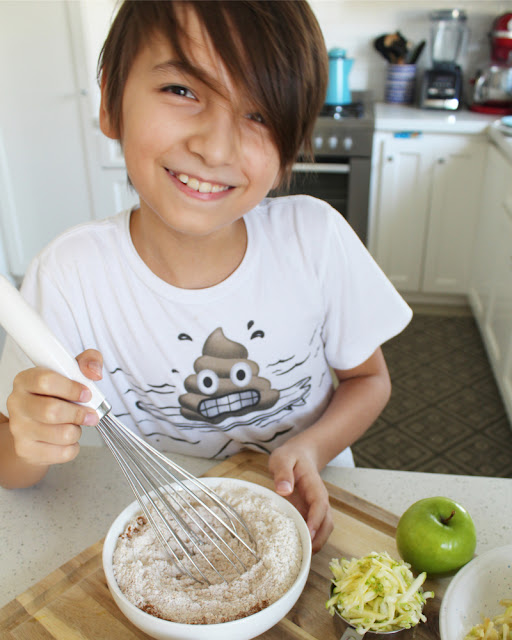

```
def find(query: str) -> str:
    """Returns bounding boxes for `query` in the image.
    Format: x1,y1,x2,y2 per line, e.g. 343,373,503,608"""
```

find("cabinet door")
97,169,140,218
484,201,512,378
468,144,511,323
372,136,431,292
422,136,487,295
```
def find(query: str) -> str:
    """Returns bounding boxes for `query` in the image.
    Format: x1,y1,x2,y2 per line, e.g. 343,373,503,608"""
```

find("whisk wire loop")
97,419,213,583
101,420,242,580
97,413,259,584
108,414,259,556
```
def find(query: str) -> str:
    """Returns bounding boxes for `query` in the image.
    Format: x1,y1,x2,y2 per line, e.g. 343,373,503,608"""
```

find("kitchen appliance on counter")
420,9,467,110
470,13,512,115
325,48,354,106
273,91,374,245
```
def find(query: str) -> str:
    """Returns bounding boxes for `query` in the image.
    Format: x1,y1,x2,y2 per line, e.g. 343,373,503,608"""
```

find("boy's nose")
186,104,239,167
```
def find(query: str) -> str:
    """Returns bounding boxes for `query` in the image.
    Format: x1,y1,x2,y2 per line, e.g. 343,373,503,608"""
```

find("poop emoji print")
179,328,280,423
110,323,321,458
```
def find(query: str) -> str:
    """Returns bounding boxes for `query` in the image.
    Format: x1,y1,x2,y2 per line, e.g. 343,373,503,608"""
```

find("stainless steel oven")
273,91,374,245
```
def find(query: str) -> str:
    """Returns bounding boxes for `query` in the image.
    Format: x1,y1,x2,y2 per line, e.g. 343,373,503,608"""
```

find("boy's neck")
129,208,248,290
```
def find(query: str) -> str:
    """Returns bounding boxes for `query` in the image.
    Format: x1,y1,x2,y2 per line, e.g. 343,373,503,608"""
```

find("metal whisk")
0,275,258,584
96,407,258,583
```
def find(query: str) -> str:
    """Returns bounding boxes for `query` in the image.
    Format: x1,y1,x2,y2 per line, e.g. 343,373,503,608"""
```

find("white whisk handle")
0,274,107,416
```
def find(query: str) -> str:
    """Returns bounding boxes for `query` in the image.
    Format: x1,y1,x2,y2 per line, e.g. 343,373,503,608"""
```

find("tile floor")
351,314,512,477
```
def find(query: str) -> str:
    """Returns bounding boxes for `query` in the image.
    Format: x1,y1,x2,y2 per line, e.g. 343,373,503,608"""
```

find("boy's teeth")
175,172,229,193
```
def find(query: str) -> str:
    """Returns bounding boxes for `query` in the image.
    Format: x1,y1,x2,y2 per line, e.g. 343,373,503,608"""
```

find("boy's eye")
246,112,266,125
162,84,196,99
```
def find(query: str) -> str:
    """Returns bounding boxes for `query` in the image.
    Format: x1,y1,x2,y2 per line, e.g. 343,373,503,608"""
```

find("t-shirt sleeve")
316,203,412,370
0,261,84,417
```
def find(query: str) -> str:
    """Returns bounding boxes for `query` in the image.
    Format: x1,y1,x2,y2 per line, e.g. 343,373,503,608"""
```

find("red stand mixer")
470,13,512,115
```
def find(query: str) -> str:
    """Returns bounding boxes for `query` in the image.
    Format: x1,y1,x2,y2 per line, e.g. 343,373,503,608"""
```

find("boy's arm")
273,347,391,470
268,347,392,551
298,347,391,468
0,413,50,489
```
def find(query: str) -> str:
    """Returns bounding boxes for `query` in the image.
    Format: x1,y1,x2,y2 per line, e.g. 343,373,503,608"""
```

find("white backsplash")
80,0,510,109
309,0,511,101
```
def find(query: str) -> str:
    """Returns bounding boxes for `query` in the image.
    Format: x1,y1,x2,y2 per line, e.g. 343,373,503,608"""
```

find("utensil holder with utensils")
385,64,417,104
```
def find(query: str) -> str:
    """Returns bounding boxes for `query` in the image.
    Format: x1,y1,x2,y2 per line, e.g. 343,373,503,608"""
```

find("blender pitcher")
430,8,467,67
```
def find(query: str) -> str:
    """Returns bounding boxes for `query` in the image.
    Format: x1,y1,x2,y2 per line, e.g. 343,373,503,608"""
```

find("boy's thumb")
76,349,104,380
269,450,296,496
275,478,293,495
273,467,295,496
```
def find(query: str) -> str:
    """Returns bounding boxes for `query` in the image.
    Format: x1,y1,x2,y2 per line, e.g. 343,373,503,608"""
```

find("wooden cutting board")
0,451,447,639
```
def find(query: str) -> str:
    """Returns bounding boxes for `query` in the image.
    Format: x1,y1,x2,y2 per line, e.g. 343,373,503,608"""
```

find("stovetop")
310,91,375,157
318,91,375,129
320,102,364,119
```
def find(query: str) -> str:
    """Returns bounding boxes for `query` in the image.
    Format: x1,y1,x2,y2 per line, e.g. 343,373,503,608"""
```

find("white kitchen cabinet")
370,135,431,291
469,140,512,425
91,133,139,219
370,132,488,296
483,197,512,372
468,144,510,322
486,200,512,422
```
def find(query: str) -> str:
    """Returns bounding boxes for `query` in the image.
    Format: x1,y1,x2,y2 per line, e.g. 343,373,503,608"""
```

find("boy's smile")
99,6,281,284
165,168,232,198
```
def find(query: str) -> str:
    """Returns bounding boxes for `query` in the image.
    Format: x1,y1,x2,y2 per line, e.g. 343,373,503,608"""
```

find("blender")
420,9,468,110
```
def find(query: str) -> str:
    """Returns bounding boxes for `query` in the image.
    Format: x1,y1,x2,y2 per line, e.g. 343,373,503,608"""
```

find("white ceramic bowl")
439,545,512,640
103,477,312,640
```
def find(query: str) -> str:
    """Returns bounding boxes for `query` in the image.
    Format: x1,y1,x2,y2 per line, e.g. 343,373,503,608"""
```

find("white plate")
439,544,512,640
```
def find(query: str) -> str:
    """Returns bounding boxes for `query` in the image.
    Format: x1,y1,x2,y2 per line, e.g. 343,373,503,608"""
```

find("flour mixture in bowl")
112,483,303,624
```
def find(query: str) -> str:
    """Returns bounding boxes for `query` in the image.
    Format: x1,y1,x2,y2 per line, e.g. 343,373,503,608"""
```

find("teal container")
325,48,354,105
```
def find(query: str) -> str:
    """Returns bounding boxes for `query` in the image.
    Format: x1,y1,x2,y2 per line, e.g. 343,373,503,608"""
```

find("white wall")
310,0,511,101
79,0,512,107
0,1,95,278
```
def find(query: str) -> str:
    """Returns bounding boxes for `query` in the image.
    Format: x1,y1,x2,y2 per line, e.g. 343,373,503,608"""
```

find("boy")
0,1,411,552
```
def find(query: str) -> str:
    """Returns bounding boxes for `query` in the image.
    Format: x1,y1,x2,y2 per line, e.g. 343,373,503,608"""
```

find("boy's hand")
6,349,103,467
268,442,333,553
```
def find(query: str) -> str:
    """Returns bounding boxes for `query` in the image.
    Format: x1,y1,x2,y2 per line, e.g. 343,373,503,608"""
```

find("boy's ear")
98,74,119,140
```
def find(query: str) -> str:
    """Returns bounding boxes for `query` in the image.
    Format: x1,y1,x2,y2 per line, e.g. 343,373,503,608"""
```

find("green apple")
396,496,477,575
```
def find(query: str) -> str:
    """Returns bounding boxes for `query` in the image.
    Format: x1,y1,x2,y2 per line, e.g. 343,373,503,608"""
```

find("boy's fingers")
306,496,325,537
8,387,97,428
311,514,334,553
305,489,333,552
76,349,103,380
16,438,81,466
268,452,296,496
13,367,89,404
16,420,83,448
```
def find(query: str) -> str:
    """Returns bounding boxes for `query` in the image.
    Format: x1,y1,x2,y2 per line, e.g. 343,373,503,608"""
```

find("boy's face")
100,7,281,240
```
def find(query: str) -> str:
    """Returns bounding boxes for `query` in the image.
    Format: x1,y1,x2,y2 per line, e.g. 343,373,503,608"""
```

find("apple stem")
441,510,455,525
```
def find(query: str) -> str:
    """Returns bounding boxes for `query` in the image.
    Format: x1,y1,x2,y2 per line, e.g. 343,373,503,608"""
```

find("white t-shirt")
0,196,412,466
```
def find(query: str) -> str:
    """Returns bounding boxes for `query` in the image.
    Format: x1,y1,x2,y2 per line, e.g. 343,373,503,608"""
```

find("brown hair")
98,1,328,187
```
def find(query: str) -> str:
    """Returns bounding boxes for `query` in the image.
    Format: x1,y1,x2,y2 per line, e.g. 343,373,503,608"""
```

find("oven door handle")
292,162,350,174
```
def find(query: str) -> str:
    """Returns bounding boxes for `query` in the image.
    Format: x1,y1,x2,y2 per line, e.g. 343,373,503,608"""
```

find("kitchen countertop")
375,102,497,134
1,445,511,609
